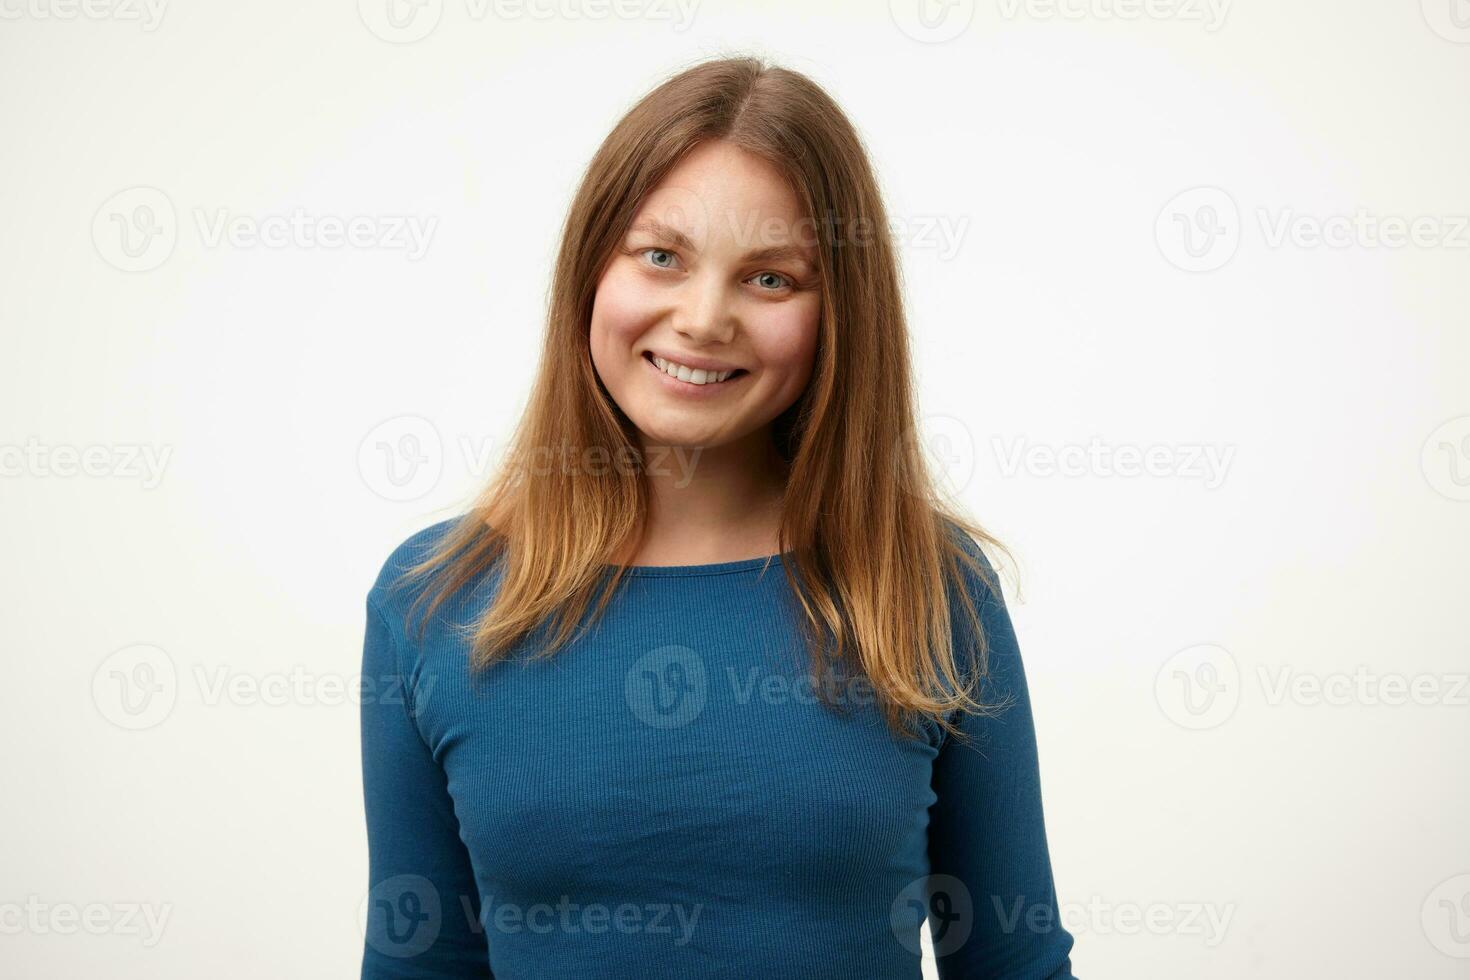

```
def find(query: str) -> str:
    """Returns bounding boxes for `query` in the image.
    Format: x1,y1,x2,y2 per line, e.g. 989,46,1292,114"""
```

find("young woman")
360,56,1077,979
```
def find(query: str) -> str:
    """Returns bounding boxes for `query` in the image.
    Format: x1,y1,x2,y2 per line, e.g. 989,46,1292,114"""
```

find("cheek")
751,297,821,385
589,266,655,383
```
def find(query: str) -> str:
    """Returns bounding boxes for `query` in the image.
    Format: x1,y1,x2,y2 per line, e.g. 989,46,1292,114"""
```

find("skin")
589,139,822,566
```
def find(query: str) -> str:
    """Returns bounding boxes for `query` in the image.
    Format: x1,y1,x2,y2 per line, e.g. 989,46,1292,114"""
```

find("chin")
633,422,727,450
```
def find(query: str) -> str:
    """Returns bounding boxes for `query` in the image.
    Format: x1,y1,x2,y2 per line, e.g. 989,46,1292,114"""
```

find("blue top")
359,518,1077,978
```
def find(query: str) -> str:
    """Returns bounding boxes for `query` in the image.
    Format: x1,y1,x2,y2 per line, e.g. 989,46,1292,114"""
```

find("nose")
671,268,736,345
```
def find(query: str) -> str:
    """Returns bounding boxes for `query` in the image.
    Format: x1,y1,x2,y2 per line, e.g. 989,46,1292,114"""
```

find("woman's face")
589,140,822,453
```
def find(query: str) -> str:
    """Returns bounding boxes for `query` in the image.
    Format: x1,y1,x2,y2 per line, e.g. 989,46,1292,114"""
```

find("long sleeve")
927,550,1077,979
360,594,493,978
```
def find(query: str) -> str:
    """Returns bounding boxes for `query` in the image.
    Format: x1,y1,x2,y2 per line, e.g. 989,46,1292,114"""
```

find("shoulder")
936,515,1024,716
938,515,1005,617
366,516,464,618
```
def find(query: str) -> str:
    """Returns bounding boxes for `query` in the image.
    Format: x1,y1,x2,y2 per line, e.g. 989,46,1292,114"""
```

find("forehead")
631,141,813,254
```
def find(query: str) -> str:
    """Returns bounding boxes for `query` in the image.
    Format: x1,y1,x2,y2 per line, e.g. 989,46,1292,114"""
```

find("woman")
360,55,1077,979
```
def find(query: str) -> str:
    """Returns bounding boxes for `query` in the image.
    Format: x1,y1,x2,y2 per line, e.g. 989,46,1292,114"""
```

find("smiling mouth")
642,351,749,387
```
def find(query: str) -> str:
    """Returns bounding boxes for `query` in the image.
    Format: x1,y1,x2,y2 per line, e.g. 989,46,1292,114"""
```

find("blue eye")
640,248,679,269
636,248,794,292
750,271,791,291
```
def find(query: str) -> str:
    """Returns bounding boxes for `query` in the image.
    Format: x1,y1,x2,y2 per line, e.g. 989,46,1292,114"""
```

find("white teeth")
651,356,736,385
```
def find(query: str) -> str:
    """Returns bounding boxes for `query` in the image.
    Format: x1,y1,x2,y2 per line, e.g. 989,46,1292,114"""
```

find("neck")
619,428,788,566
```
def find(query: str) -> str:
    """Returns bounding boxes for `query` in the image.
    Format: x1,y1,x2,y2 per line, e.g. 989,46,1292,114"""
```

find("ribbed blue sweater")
359,518,1077,978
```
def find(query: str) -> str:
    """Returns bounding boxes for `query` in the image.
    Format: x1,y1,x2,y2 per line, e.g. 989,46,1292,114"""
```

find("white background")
2,1,1468,977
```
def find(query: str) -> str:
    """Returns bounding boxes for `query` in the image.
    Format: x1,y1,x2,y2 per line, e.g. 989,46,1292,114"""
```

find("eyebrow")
628,217,816,271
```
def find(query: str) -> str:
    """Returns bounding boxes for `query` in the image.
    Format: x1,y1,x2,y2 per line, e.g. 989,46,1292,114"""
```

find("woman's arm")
360,593,493,978
927,545,1078,979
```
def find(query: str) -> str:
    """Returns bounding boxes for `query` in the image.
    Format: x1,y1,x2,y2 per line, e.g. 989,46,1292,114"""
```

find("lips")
643,351,748,386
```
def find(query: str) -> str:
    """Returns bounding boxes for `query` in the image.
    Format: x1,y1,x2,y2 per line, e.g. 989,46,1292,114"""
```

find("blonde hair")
390,55,1015,740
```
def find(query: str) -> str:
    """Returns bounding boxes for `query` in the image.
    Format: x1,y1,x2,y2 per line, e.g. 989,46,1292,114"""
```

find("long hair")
388,54,1016,740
